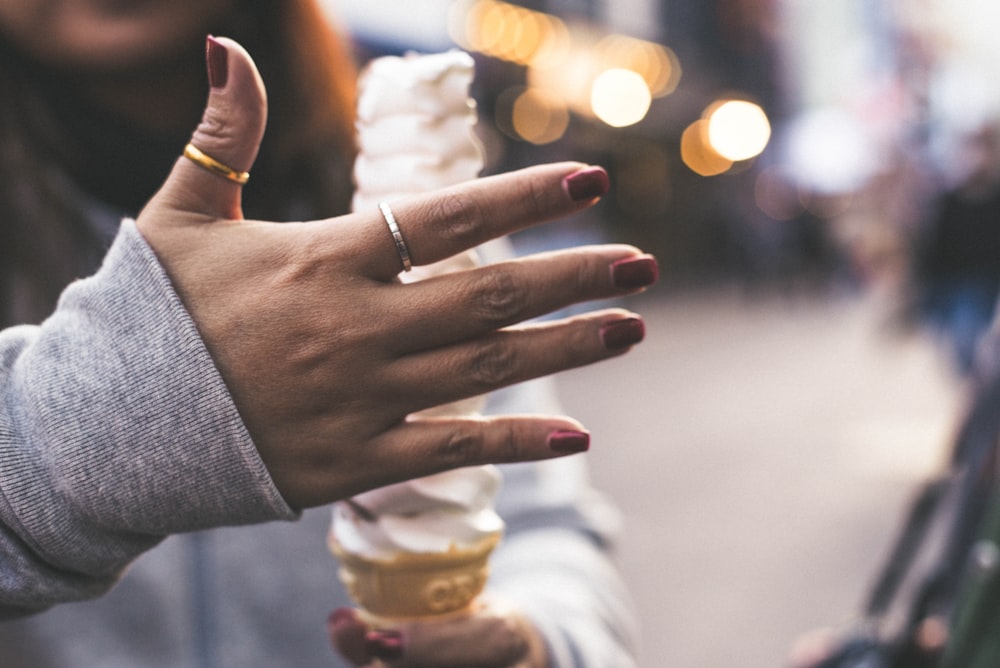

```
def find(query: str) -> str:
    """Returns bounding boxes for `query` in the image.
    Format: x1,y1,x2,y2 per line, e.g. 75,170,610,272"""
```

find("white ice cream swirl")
351,49,485,213
332,466,503,557
332,50,502,559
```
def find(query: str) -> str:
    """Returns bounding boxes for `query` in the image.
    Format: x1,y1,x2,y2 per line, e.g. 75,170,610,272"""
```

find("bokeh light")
450,0,569,67
681,119,733,176
452,0,676,129
590,68,652,128
706,100,772,161
511,87,570,144
596,34,681,98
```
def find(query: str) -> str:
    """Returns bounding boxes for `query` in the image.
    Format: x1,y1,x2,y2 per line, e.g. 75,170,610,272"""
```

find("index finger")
347,162,610,280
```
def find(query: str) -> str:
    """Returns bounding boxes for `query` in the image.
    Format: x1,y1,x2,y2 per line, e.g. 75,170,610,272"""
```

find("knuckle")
496,421,522,462
468,338,518,389
567,321,599,360
440,424,485,467
197,108,226,138
429,191,481,248
192,107,234,150
577,254,600,292
513,171,548,219
542,319,593,364
569,251,611,298
494,617,530,662
468,267,528,327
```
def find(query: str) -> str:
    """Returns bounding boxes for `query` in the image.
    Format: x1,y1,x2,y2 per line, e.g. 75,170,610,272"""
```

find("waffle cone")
328,532,501,620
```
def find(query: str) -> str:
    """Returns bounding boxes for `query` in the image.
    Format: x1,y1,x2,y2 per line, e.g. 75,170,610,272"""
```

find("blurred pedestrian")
914,121,1000,376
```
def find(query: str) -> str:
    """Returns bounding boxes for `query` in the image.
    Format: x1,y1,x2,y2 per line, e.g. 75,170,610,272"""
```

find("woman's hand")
328,600,549,667
136,37,658,509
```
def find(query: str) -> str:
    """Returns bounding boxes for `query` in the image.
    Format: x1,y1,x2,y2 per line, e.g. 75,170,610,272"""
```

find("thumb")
146,35,267,223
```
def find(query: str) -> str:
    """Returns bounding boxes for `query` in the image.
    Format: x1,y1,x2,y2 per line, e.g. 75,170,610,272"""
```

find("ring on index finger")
379,201,412,272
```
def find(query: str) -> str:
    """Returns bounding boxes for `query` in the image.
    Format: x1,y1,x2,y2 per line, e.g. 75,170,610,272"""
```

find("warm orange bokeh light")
681,119,733,176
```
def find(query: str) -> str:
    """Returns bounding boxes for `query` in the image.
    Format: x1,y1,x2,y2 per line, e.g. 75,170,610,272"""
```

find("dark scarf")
29,71,192,217
0,35,195,219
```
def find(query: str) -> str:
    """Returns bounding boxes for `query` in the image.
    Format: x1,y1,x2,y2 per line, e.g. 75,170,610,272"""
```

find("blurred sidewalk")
555,289,964,668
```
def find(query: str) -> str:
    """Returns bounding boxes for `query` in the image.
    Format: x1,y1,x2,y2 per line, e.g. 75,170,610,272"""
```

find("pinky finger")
374,415,591,483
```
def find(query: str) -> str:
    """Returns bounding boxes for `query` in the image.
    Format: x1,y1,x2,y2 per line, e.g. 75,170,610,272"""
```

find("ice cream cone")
330,48,502,624
328,531,501,620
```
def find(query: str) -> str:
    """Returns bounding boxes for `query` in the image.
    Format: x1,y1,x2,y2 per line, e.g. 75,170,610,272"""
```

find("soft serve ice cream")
350,50,485,214
332,466,503,558
329,50,504,620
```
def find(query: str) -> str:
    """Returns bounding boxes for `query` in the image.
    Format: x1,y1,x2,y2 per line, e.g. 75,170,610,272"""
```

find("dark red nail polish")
600,317,645,350
329,608,370,665
365,630,405,660
328,608,357,631
563,166,609,201
206,35,228,89
548,430,590,454
611,256,659,289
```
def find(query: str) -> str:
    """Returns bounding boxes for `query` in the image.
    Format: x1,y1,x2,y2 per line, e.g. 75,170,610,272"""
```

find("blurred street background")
324,1,1000,665
556,291,961,666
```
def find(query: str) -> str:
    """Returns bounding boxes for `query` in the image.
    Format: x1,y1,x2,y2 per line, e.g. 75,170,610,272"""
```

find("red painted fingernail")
206,35,228,89
563,166,609,201
600,317,645,350
611,256,659,289
328,608,370,665
548,429,590,453
328,608,357,631
365,630,405,661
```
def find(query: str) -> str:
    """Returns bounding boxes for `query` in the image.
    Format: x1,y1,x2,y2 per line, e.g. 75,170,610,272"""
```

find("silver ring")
379,201,412,272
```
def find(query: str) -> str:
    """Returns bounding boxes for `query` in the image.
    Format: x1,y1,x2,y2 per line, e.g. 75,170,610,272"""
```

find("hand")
136,37,658,509
328,600,549,667
787,628,842,667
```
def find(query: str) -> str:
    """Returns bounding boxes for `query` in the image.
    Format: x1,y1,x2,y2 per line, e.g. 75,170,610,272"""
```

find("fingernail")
365,630,405,661
600,317,645,350
548,429,590,454
611,256,659,289
206,35,228,89
328,608,370,665
563,166,609,201
328,608,358,632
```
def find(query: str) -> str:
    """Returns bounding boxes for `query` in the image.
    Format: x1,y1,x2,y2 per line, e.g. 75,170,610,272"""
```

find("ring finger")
381,309,646,413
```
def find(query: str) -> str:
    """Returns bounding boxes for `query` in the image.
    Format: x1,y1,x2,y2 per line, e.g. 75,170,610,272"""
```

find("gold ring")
379,201,412,272
183,143,250,185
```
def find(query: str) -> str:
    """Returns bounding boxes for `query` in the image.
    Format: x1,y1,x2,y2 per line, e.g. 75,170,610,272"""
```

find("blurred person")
0,2,652,666
913,121,1000,376
788,230,1000,668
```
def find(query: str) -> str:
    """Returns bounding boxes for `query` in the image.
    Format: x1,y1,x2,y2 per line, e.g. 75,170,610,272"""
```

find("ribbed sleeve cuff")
0,220,295,580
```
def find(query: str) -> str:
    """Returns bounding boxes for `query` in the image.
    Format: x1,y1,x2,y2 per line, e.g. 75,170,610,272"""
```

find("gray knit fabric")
0,220,294,617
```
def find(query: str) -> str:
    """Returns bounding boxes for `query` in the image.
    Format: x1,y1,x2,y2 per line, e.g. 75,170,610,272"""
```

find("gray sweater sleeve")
0,220,296,618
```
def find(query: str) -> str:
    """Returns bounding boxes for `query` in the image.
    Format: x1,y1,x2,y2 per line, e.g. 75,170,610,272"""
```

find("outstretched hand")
136,37,658,509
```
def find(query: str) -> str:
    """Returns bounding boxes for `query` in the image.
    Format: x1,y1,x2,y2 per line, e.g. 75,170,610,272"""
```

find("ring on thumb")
147,35,268,222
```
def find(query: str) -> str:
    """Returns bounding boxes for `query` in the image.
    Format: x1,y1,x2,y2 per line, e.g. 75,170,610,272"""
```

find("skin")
329,599,550,667
139,39,654,666
0,0,235,70
142,37,654,510
0,0,234,131
3,12,655,661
